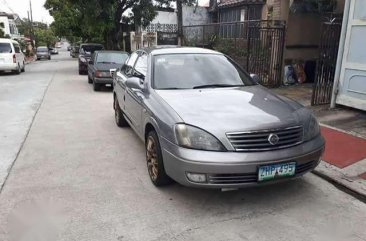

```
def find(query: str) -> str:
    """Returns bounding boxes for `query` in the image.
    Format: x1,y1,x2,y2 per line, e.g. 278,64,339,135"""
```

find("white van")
0,38,25,74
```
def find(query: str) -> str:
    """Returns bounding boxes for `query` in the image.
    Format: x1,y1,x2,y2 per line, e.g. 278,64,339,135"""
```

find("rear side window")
0,43,12,53
14,44,20,53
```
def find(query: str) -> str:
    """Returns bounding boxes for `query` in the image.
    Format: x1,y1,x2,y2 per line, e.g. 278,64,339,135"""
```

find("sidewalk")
272,84,366,199
25,56,35,64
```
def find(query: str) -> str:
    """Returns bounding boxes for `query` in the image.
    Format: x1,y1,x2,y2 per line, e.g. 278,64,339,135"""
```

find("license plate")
258,162,296,182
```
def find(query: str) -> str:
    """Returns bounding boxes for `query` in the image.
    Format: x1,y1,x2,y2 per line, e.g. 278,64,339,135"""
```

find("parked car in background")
78,43,103,75
0,38,25,74
36,46,51,61
67,46,72,51
70,46,79,58
87,50,129,91
113,47,325,188
55,42,62,48
50,47,59,55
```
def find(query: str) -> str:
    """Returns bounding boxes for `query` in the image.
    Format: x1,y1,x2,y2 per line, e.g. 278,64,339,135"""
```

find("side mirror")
88,60,93,65
110,68,117,78
126,77,143,90
250,73,260,83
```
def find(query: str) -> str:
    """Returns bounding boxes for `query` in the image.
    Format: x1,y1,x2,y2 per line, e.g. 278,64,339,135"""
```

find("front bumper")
94,77,113,84
37,55,50,59
161,135,325,188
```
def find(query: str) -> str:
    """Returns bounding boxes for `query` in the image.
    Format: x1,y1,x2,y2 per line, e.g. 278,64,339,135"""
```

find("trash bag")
284,65,297,85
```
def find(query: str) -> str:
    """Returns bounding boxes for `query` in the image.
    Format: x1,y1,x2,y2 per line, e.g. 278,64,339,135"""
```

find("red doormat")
321,126,366,168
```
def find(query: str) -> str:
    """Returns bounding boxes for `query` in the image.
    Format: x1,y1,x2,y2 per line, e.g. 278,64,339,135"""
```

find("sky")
0,0,210,25
0,0,54,24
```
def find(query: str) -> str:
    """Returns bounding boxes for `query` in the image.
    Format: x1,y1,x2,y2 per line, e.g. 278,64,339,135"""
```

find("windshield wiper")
193,84,244,89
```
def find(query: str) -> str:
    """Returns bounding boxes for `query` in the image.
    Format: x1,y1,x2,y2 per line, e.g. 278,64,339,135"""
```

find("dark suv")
78,43,103,75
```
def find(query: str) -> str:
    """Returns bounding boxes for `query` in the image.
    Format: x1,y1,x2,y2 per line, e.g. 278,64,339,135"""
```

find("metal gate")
183,20,286,87
157,32,178,45
247,22,286,87
311,20,342,105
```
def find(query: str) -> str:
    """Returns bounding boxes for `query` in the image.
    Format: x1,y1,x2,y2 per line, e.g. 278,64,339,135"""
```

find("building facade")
0,12,20,39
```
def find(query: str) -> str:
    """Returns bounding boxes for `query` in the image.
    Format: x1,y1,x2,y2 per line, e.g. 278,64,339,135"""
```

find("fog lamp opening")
186,172,207,183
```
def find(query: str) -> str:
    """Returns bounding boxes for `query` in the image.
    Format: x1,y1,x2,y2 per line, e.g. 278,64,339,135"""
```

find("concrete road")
0,49,365,241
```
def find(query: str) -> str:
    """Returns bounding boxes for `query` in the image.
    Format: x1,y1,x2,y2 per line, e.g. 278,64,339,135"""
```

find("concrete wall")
285,13,322,60
148,6,209,26
183,5,209,26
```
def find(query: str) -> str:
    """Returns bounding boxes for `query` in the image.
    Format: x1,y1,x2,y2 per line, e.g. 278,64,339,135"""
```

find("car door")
114,52,139,114
124,51,148,134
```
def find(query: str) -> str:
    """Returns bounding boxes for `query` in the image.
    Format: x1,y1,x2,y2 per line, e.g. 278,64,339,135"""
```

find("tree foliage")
34,28,58,47
45,0,196,49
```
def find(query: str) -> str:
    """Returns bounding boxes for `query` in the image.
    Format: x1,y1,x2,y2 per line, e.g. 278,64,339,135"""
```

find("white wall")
0,16,10,36
151,11,177,24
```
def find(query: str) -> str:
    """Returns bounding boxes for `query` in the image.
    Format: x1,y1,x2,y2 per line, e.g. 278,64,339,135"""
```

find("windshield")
81,45,103,54
96,52,128,64
153,54,255,89
37,47,48,52
0,43,12,53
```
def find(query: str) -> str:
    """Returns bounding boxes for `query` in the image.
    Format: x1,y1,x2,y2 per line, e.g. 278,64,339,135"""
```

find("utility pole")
177,0,183,46
29,0,35,47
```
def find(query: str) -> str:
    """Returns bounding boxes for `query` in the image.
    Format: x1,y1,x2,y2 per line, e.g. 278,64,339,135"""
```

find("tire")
145,130,172,187
13,64,21,75
21,62,25,72
93,81,101,91
79,69,83,75
48,56,51,60
88,74,92,84
114,97,128,127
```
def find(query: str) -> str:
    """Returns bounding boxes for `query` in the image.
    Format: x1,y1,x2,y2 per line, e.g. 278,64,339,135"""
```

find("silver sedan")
112,47,325,189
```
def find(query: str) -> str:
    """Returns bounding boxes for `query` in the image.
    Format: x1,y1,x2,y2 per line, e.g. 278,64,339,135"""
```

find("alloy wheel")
146,136,159,181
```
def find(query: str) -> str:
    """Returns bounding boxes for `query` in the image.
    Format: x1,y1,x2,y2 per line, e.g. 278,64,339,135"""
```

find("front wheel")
114,97,128,127
21,62,25,72
146,131,172,187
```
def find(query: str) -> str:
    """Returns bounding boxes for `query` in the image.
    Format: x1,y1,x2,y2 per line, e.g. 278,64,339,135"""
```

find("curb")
313,161,366,203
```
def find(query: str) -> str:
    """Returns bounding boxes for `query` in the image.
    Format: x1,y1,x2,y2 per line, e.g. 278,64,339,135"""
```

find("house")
0,12,21,39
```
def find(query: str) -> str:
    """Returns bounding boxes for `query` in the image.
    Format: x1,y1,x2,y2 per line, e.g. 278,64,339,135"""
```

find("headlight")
175,124,226,151
95,71,109,78
80,57,86,62
304,115,320,141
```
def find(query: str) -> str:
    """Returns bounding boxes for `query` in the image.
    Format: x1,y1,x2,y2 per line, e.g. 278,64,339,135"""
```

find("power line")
0,0,15,14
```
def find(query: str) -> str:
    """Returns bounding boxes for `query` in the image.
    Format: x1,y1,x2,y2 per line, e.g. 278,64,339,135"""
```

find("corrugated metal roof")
218,0,264,8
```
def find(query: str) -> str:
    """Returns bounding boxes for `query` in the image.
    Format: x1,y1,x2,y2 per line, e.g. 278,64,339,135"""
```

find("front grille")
208,173,257,184
226,126,303,152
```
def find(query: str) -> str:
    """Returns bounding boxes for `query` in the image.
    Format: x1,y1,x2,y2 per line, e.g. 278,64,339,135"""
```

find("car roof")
0,38,18,44
80,43,103,47
139,46,222,56
95,50,128,54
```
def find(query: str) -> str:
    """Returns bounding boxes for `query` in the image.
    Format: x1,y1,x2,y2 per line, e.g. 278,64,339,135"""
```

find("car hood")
155,86,305,134
94,63,121,72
